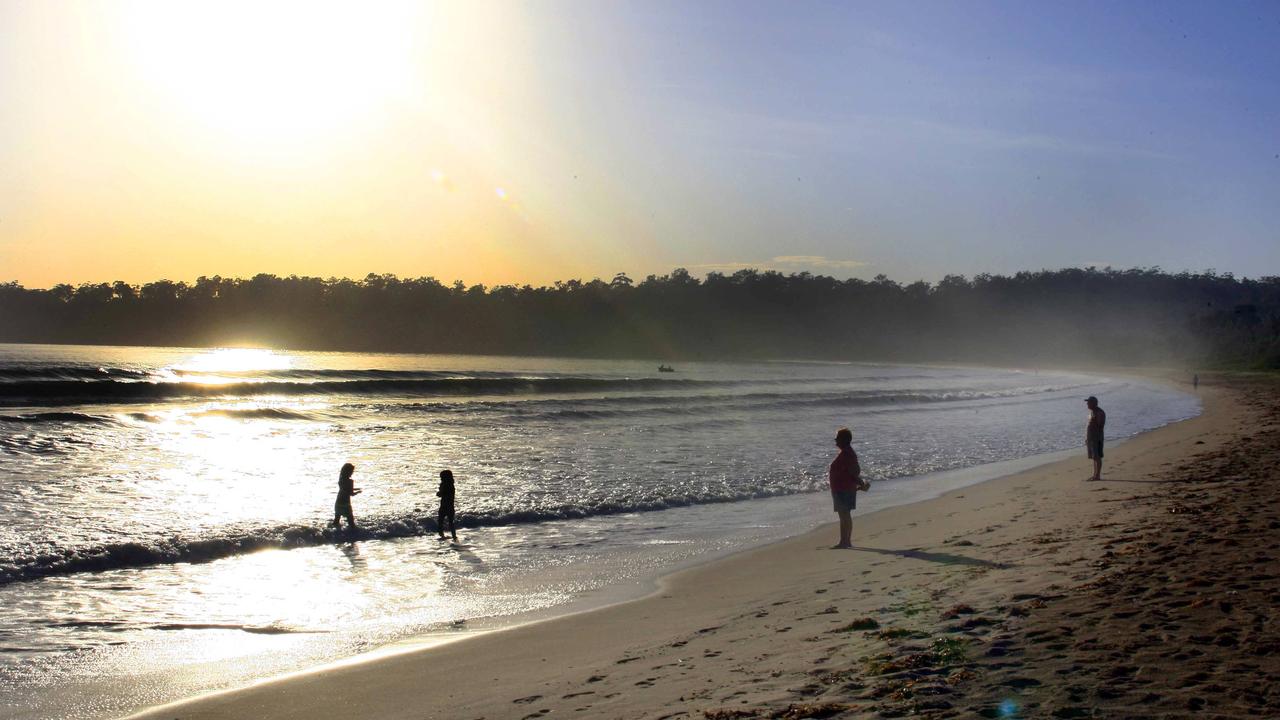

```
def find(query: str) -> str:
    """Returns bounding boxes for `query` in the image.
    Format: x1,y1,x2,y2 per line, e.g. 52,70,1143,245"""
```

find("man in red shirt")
829,427,869,548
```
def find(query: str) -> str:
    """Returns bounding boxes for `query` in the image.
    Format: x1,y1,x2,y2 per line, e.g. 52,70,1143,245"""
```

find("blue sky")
2,0,1277,286
527,0,1280,280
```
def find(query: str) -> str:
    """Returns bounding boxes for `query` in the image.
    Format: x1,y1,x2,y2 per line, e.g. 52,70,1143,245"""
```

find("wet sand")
128,375,1277,720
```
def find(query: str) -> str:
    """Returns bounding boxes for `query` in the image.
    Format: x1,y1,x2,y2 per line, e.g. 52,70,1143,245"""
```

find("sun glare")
117,0,422,153
175,348,294,375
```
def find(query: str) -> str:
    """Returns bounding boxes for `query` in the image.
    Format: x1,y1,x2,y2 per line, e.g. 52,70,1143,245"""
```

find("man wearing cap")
1085,396,1106,481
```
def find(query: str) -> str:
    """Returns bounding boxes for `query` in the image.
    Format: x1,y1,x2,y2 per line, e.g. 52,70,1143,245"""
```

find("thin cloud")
772,255,868,269
690,256,869,276
688,100,1177,163
901,118,1179,162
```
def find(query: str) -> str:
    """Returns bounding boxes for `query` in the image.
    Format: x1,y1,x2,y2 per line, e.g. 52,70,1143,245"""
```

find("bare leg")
1092,458,1102,482
835,510,853,548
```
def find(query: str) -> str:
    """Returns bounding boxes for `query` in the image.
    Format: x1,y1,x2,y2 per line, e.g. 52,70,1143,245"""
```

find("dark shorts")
1087,438,1103,459
832,490,857,513
335,497,352,515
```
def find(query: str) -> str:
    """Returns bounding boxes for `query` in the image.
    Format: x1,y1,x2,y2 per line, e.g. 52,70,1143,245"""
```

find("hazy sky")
2,0,1278,288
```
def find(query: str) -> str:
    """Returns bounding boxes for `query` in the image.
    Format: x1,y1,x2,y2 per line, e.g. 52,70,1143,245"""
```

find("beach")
6,347,1210,720
122,373,1278,720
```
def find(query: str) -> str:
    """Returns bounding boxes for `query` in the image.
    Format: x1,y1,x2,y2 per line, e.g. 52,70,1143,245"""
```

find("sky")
1,0,1278,289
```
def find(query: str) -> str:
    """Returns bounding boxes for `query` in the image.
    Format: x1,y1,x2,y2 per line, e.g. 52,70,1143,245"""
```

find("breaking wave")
0,487,810,585
384,384,1092,421
0,376,724,406
193,407,324,421
0,411,113,424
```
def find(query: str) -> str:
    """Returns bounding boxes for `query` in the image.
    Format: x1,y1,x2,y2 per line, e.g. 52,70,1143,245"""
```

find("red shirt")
829,447,861,492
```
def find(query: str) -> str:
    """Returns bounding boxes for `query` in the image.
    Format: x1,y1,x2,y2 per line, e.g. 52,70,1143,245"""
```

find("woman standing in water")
829,427,869,548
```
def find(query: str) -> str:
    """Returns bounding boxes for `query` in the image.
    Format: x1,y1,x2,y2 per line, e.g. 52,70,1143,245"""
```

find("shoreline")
123,374,1230,720
113,446,1096,719
103,445,1089,720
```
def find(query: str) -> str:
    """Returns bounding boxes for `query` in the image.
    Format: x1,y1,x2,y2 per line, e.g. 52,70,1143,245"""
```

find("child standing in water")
332,462,361,531
436,469,458,541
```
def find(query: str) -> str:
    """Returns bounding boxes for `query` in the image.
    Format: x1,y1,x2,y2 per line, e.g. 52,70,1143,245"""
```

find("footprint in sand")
513,694,543,704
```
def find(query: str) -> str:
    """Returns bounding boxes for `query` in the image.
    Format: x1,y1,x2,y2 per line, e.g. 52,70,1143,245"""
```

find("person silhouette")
1085,397,1106,481
331,462,361,532
437,469,458,541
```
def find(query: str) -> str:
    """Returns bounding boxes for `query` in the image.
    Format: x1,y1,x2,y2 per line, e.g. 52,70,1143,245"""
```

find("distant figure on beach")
437,469,458,541
1085,396,1106,481
331,462,361,531
1193,373,1199,390
829,427,870,549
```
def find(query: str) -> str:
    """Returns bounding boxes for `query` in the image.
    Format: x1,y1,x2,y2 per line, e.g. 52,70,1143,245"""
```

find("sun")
116,0,422,154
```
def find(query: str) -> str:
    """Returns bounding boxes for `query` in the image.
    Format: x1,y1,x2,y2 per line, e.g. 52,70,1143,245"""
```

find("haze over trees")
1,268,1277,368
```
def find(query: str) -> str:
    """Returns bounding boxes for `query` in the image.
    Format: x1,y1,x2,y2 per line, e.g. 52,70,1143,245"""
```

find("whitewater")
0,343,1198,719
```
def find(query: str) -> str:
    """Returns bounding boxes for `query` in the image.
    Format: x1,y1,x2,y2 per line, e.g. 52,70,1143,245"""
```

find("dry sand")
129,375,1278,720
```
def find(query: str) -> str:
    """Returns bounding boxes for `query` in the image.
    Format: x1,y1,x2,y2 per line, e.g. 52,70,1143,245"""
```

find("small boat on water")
657,364,675,373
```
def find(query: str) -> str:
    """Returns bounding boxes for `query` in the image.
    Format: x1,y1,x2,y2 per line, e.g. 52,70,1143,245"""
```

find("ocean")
0,343,1199,719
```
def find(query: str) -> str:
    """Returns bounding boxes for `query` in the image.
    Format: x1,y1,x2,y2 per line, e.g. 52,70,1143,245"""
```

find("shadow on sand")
1091,477,1187,485
849,546,1012,569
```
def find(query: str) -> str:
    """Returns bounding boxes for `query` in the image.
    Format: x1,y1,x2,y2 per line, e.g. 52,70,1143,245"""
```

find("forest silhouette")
2,267,1277,368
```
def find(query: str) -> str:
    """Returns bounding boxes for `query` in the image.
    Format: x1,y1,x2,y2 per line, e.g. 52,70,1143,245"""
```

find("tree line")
1,267,1277,368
